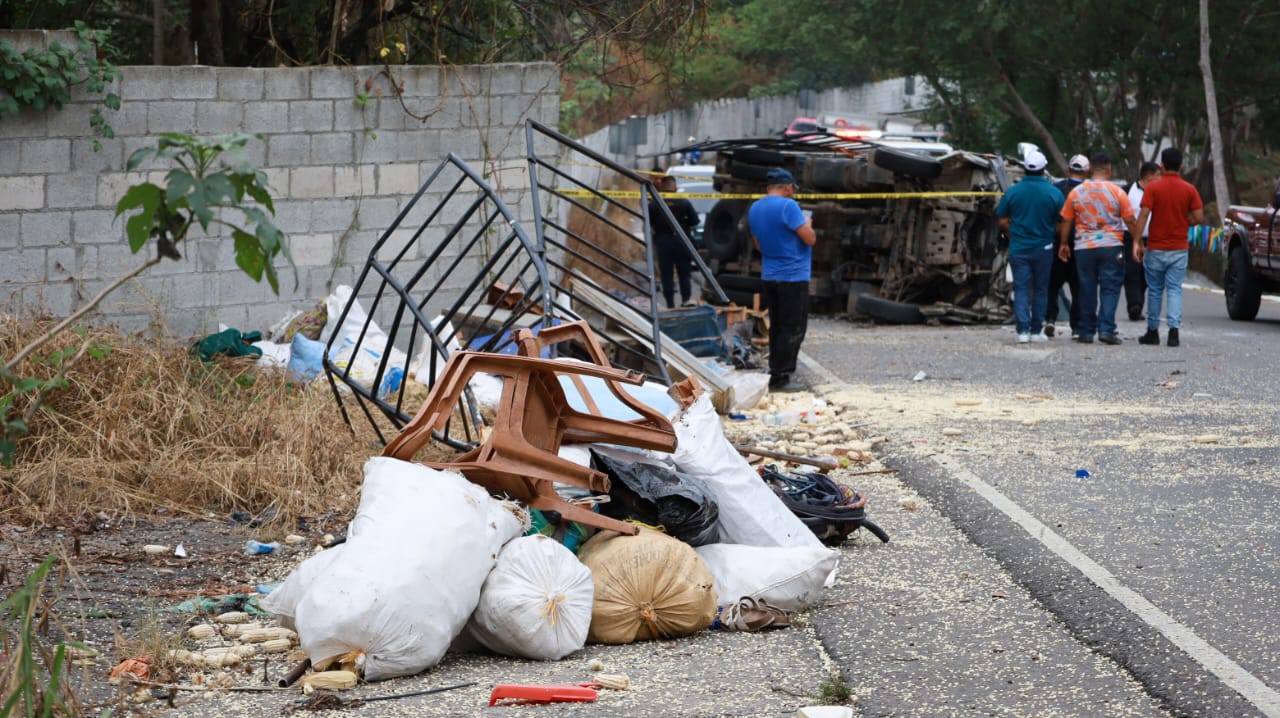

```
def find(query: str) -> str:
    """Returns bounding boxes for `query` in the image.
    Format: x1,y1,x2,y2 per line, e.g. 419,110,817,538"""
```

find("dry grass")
0,317,376,525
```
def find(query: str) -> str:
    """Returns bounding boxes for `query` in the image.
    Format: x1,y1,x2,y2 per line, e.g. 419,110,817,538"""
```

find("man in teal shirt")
995,149,1065,343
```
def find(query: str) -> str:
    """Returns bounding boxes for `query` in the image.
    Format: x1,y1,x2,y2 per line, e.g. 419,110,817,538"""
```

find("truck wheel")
727,162,772,181
731,148,785,165
873,147,943,180
1225,246,1262,321
845,281,878,318
855,294,925,324
703,201,749,261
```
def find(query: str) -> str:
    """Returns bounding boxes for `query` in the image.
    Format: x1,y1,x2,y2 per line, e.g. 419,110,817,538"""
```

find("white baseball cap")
1068,154,1090,172
1023,150,1048,172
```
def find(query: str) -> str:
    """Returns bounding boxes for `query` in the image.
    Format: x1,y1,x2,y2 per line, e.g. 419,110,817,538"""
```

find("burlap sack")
577,528,717,644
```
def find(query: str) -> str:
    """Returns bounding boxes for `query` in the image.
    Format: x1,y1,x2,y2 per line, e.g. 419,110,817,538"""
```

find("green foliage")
116,132,294,294
0,553,89,717
815,672,853,704
0,22,121,151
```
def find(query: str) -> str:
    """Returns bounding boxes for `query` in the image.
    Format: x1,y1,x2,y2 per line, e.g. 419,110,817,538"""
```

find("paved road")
804,285,1280,717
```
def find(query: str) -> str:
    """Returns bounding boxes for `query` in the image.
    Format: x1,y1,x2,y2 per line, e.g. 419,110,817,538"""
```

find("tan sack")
578,528,717,644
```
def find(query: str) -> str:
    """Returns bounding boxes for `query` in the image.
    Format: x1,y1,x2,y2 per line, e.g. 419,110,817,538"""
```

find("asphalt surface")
803,285,1280,717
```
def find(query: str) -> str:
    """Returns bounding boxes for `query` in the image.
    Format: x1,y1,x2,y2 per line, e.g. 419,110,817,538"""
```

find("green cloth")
193,329,263,361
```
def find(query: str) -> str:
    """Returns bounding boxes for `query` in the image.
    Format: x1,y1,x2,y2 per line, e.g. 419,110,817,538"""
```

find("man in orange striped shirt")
1057,154,1141,344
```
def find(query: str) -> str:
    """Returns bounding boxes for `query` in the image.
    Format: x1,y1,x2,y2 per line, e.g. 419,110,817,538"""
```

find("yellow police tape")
558,189,1003,200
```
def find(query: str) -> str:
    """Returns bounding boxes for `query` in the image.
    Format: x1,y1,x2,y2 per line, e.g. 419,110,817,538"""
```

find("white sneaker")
1017,333,1031,344
1030,332,1048,343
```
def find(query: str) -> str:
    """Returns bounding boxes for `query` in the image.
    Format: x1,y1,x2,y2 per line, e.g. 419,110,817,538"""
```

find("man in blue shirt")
995,149,1065,343
748,168,816,391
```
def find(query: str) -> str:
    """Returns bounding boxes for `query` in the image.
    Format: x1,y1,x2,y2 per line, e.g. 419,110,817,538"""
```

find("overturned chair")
383,321,677,536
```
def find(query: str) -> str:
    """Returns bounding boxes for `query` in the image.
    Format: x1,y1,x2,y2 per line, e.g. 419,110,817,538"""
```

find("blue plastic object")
658,305,726,357
1075,469,1091,479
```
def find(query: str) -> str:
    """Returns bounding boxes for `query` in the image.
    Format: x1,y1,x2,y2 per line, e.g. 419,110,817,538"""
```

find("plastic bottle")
244,540,281,555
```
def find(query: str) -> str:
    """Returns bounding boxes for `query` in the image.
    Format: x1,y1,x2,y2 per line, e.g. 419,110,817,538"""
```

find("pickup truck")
1223,177,1280,320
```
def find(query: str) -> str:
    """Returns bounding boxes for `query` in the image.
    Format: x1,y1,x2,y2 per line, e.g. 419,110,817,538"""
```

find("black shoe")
769,380,807,393
1138,329,1160,345
1044,323,1055,338
1098,333,1122,345
1167,328,1179,347
1074,335,1094,344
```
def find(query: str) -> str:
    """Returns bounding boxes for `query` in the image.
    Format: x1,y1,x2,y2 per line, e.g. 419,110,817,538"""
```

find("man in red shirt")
1134,148,1205,347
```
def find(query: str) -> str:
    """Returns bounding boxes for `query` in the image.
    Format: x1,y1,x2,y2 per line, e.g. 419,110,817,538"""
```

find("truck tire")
727,162,772,181
1225,245,1262,321
855,294,925,324
731,148,785,165
703,200,749,261
845,281,878,318
873,147,943,180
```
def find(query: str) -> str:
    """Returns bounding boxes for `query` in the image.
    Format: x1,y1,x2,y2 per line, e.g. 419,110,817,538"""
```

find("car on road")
1222,177,1280,320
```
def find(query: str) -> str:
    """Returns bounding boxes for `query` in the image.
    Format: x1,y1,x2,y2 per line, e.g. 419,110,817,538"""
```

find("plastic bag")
578,528,717,644
465,535,594,660
591,450,721,546
694,544,839,612
668,394,825,551
262,457,525,680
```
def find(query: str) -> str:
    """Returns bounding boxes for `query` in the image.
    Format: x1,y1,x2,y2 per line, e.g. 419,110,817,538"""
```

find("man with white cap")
748,167,816,391
1046,154,1091,337
996,149,1065,343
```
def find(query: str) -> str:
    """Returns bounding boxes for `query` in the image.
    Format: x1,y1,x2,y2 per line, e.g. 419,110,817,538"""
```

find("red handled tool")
489,683,599,706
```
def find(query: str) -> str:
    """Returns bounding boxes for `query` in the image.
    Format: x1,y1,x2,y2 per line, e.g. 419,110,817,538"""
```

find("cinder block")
310,66,356,99
334,100,371,132
356,197,400,231
422,96,463,130
267,134,310,166
12,280,76,317
120,67,174,101
333,165,375,197
0,140,20,174
73,138,124,174
195,101,245,134
171,273,220,308
21,211,71,248
243,101,291,134
523,63,559,94
0,109,49,138
309,133,355,165
261,167,290,196
96,172,147,207
219,68,266,101
0,250,48,284
321,262,356,291
486,65,523,96
103,99,148,139
310,199,358,232
20,139,71,173
0,214,19,248
337,229,378,265
171,67,218,99
461,98,493,129
358,133,399,164
377,163,419,195
288,100,334,132
375,97,409,131
401,66,440,98
217,269,270,305
438,129,480,161
290,167,334,199
0,176,45,210
45,173,99,209
502,95,535,126
270,199,311,234
265,70,309,100
44,101,96,137
45,246,78,280
72,209,124,245
289,232,335,266
395,129,441,163
238,137,267,168
94,243,144,274
147,100,197,134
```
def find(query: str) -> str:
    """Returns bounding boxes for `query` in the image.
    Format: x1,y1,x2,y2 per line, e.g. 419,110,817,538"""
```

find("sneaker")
1098,333,1122,345
1017,333,1031,344
1044,323,1056,338
1074,334,1094,344
716,597,791,631
1030,332,1048,343
1138,329,1160,345
1167,328,1180,347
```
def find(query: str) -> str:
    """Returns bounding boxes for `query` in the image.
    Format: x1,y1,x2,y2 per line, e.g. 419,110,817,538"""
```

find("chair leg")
528,494,639,536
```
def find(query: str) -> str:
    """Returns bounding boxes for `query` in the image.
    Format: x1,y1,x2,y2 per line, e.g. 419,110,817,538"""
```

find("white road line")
797,348,1280,717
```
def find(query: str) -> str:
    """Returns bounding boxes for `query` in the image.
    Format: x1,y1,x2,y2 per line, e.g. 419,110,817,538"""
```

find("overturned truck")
692,136,1023,323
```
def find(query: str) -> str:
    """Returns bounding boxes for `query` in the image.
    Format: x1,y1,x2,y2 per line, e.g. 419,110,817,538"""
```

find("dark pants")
763,280,809,385
654,233,692,308
1047,251,1080,331
1122,233,1147,319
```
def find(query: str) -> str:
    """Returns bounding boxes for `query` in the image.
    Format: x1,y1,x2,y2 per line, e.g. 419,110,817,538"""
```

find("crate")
658,305,726,357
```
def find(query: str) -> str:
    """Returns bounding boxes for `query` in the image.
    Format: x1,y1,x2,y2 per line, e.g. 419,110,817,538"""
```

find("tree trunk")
152,0,165,64
980,30,1066,172
1199,0,1231,215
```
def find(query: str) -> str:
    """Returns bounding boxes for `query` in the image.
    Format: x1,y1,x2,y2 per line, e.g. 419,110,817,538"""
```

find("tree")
1200,0,1231,215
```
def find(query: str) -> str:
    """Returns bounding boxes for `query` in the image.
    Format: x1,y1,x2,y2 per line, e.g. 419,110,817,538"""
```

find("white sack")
267,457,524,680
252,340,291,368
695,543,839,612
466,535,593,660
670,393,825,551
725,371,770,413
321,285,409,396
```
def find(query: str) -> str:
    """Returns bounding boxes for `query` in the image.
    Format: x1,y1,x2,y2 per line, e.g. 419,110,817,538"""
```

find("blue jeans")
1074,246,1126,337
1144,249,1188,330
1009,249,1053,335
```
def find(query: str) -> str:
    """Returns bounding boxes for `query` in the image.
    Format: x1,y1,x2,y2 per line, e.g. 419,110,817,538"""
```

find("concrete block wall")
0,53,560,338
